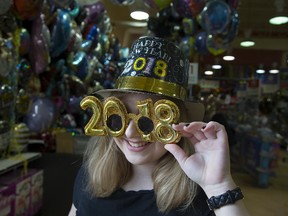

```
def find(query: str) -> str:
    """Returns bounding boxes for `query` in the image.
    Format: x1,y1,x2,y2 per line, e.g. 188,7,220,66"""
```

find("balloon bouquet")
0,0,128,154
145,0,239,60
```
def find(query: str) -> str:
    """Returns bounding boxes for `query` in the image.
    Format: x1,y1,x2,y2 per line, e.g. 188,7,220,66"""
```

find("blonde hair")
83,99,198,213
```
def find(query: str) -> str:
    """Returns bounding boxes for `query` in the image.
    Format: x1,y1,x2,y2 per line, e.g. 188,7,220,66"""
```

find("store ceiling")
101,0,288,76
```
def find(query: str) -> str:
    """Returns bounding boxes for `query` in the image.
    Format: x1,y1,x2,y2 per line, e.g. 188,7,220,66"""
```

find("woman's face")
113,93,168,166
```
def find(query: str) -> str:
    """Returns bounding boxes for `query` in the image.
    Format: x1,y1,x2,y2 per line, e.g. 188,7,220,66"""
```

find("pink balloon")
29,14,50,74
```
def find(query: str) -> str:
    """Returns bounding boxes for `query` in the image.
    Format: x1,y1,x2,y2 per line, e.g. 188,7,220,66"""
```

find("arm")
165,121,250,216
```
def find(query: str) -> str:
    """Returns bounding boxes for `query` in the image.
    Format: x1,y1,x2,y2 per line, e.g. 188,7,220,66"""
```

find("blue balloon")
194,31,209,55
219,8,239,44
50,10,72,57
24,97,55,133
200,0,231,35
71,51,89,81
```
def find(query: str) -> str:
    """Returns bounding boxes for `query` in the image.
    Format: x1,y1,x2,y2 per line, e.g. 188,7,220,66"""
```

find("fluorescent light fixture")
269,69,279,74
269,16,288,25
211,64,222,69
256,69,265,74
130,11,149,20
240,40,255,47
204,70,213,75
223,55,235,61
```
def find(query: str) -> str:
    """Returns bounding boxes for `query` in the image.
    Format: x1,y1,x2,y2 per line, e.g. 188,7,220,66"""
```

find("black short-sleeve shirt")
73,166,215,216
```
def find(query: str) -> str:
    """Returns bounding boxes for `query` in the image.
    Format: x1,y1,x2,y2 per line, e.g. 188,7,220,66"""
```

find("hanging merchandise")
0,0,127,155
146,0,240,59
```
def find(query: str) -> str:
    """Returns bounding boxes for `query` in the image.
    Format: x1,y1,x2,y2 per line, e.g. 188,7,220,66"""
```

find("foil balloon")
76,0,100,7
0,37,14,77
182,17,197,36
173,0,205,18
24,96,55,134
17,58,32,89
0,0,13,15
0,84,14,109
144,0,172,10
13,0,43,20
200,0,231,35
194,31,209,55
16,89,31,115
219,8,239,45
30,14,50,74
68,96,82,114
179,36,195,60
206,34,228,56
11,123,30,152
110,0,135,5
71,51,89,80
50,9,72,58
19,28,31,56
82,1,106,27
48,0,74,8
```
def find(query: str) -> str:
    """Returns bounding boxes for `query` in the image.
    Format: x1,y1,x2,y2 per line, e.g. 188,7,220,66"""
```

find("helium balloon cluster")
0,0,128,154
145,0,239,59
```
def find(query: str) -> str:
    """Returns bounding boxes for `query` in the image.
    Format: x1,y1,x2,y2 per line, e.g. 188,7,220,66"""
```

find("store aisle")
231,149,288,216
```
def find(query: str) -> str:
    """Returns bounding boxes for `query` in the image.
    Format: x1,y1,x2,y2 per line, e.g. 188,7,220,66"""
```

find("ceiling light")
223,55,235,61
204,70,213,75
269,16,288,25
256,69,265,74
130,11,149,20
269,69,279,74
240,40,255,47
211,64,222,69
269,0,288,25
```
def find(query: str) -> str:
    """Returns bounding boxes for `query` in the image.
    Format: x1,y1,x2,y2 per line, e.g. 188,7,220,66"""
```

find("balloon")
16,89,31,115
50,9,72,58
68,96,82,114
219,8,239,44
194,31,209,55
144,0,172,10
76,0,99,7
0,0,13,15
206,34,228,56
17,58,32,89
173,0,205,18
226,0,239,9
30,14,50,74
13,0,43,20
0,84,14,109
182,17,197,36
70,51,89,80
19,28,31,56
110,0,135,5
178,36,195,59
82,1,106,26
24,97,55,134
0,38,14,77
48,0,74,8
12,123,30,151
200,0,231,35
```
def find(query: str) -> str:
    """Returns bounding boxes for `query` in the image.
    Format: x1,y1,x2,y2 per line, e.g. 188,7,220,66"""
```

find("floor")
231,149,288,216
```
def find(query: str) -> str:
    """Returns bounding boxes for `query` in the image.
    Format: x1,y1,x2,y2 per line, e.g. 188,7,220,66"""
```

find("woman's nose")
125,119,141,139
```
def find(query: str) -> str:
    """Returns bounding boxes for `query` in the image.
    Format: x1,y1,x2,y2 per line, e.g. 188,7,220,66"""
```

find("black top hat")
94,36,204,122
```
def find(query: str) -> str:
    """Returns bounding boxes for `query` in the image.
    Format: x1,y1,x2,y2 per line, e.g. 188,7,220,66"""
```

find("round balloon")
206,34,228,56
13,0,43,20
144,0,172,10
200,0,231,35
24,97,55,134
178,36,195,60
194,31,209,55
219,8,239,45
182,17,197,36
173,0,205,18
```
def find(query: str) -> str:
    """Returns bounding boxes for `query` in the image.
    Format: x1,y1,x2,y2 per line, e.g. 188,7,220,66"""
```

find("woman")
69,36,250,216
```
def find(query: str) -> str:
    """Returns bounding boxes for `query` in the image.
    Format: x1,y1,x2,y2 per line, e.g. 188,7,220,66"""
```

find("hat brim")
92,89,205,123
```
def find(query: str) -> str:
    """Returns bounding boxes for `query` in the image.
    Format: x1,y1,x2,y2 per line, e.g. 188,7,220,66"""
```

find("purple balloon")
30,14,50,74
24,97,55,134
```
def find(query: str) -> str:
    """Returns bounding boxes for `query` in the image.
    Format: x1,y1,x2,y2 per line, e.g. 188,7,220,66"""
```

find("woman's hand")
165,121,234,191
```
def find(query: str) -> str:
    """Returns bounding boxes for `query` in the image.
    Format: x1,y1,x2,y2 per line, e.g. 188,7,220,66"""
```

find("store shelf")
0,152,42,175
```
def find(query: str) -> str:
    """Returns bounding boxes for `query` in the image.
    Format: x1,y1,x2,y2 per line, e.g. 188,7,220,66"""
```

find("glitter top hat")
94,36,204,121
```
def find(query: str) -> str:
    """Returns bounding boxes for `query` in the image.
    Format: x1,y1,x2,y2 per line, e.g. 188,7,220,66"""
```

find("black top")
73,166,215,216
